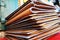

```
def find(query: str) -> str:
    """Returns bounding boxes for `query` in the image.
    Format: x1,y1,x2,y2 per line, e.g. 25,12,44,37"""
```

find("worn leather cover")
6,0,31,20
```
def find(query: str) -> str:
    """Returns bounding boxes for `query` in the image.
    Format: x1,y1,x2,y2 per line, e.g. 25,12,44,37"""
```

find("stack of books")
5,0,60,40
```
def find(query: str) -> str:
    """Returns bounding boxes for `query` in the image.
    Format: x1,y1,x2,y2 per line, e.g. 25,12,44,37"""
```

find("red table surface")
47,32,60,40
0,38,7,40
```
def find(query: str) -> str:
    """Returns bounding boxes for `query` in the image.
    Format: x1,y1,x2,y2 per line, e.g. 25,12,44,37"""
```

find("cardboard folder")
7,12,57,27
7,17,58,29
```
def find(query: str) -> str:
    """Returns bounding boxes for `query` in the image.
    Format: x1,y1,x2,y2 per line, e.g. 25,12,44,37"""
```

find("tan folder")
29,26,60,40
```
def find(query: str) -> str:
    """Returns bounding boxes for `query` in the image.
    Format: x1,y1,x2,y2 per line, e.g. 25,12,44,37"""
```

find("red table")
0,38,7,40
47,32,60,40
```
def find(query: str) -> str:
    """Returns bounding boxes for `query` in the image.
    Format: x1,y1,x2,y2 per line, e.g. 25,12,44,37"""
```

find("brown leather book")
7,2,33,21
6,0,31,20
6,8,32,25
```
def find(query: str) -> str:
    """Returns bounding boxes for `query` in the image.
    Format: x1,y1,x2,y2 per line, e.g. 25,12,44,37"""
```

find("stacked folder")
57,12,60,17
5,0,60,40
